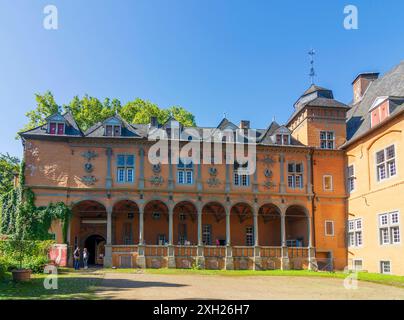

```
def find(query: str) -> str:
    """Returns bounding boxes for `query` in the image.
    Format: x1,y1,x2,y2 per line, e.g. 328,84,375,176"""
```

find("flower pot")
12,269,32,282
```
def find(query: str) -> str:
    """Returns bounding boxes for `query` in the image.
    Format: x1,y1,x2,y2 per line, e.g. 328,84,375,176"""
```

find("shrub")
0,257,7,280
0,240,54,273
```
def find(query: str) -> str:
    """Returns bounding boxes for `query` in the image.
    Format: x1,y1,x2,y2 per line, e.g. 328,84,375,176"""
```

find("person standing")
83,248,89,269
73,247,80,270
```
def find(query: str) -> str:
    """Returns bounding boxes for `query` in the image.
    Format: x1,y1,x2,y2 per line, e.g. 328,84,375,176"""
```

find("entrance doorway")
84,235,106,266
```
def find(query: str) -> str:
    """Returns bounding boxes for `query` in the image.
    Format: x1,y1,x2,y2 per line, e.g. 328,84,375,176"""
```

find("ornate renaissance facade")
20,84,350,271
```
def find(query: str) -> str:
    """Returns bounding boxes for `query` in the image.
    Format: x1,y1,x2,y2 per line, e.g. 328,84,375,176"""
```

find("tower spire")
308,48,316,85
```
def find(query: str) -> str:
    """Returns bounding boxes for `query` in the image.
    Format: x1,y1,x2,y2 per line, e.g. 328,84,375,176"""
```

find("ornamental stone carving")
81,150,98,161
81,175,97,186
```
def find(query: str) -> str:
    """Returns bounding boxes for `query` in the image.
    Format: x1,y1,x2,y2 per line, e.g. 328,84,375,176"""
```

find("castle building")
344,62,404,275
19,77,352,271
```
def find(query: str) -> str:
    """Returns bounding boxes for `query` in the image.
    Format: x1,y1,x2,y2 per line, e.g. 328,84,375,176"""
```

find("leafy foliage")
0,153,20,196
0,240,54,273
19,91,196,136
0,161,71,242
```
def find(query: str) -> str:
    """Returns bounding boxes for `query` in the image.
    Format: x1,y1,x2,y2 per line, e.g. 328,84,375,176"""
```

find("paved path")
95,272,404,300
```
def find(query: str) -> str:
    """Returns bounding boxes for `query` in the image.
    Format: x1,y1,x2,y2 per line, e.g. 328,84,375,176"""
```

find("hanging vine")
0,161,71,241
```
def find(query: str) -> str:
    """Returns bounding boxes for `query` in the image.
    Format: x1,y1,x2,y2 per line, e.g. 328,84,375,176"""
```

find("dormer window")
48,122,65,135
276,134,290,145
105,124,121,136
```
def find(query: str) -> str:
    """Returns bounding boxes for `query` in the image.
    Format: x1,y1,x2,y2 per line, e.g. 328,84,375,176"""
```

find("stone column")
280,206,289,270
136,204,146,268
168,204,176,268
196,202,205,268
139,205,144,245
225,203,233,270
104,207,113,268
253,203,261,270
307,212,317,271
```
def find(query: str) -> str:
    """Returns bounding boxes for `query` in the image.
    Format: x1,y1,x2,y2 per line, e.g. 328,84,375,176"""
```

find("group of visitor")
73,247,89,270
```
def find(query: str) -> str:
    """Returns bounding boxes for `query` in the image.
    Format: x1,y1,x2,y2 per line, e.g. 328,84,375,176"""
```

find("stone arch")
258,203,281,246
202,202,226,245
144,200,169,245
230,202,253,246
173,201,198,245
285,205,309,247
112,200,140,245
70,200,107,251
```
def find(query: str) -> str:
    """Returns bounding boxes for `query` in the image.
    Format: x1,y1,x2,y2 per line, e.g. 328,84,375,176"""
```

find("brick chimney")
352,72,379,104
239,120,250,129
150,116,159,128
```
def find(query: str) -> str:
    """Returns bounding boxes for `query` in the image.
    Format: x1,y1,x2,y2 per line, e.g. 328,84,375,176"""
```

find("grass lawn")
139,268,404,288
2,267,404,299
0,269,104,300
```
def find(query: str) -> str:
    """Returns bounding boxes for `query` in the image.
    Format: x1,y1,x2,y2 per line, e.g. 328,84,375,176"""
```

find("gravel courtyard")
95,271,404,300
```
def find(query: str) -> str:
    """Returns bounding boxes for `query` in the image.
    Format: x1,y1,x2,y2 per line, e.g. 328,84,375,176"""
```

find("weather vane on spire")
308,48,316,85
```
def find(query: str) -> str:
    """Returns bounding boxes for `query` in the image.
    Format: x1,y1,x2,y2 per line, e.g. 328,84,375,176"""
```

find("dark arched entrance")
84,234,106,265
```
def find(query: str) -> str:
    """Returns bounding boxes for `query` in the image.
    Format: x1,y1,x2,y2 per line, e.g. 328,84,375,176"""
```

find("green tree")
19,91,59,135
19,92,196,136
0,153,20,196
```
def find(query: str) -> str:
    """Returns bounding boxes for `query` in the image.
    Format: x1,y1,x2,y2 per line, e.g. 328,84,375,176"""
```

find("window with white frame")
48,122,65,135
325,220,334,236
376,145,397,181
157,234,166,245
320,131,335,149
348,218,363,247
246,226,254,246
288,163,303,189
380,261,391,274
202,224,212,245
116,154,135,183
353,259,363,271
323,175,333,191
347,165,356,193
234,162,250,187
177,159,193,184
379,211,400,245
276,134,290,145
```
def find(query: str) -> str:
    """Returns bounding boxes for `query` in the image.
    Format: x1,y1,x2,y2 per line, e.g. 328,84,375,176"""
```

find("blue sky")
1,0,404,157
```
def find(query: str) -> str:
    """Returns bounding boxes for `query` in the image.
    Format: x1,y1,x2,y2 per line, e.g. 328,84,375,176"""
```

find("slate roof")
20,111,83,137
286,84,349,126
346,61,404,143
84,114,143,138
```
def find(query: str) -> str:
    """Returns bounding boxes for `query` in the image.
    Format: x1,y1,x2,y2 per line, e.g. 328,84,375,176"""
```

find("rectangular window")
105,125,113,136
276,134,290,145
57,123,65,135
347,165,355,193
353,259,363,271
234,173,250,186
320,131,335,149
177,159,193,185
380,261,391,274
123,222,133,245
287,163,303,189
157,234,166,245
379,211,400,245
246,226,254,246
323,175,333,191
376,145,397,181
116,154,135,183
348,218,363,247
49,122,56,134
325,220,334,236
202,224,212,245
234,161,250,187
